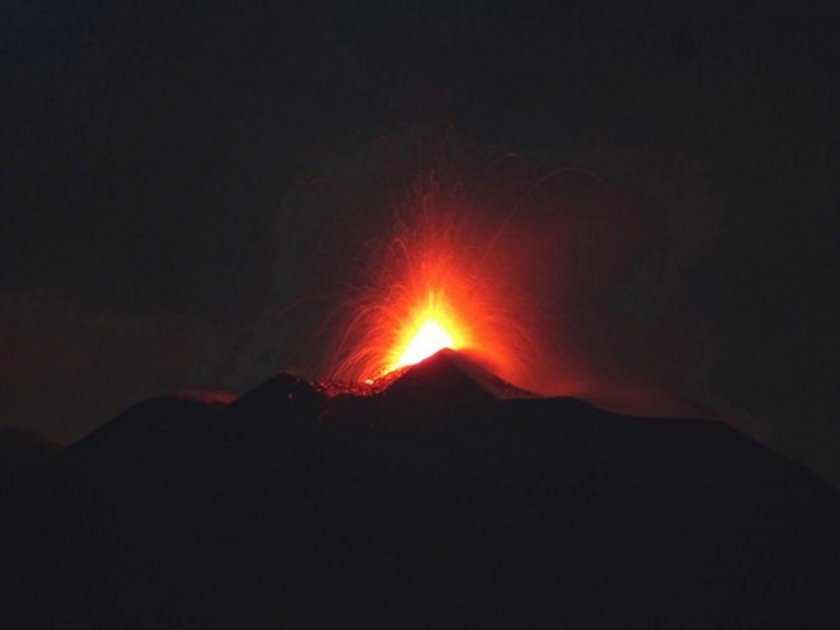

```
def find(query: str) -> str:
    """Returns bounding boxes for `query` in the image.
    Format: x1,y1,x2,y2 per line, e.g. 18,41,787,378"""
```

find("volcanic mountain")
4,351,840,627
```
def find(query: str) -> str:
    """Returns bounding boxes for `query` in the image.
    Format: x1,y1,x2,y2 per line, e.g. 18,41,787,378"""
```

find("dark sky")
3,2,839,482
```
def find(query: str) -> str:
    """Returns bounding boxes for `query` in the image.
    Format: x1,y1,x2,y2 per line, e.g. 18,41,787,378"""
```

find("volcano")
4,351,840,627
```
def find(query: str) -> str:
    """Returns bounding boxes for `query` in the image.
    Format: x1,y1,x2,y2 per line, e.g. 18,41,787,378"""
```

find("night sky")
3,3,839,483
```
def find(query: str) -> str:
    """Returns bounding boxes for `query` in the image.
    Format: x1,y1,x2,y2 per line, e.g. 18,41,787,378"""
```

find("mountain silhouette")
3,351,840,628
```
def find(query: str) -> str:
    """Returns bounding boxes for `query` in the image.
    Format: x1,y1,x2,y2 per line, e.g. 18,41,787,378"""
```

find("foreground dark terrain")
3,350,839,628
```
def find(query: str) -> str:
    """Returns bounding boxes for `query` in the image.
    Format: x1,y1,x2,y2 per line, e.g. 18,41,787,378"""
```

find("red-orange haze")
328,167,711,420
329,180,531,386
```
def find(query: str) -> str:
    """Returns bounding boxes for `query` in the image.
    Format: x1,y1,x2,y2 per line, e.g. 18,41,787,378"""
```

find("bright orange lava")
387,292,465,373
393,320,453,368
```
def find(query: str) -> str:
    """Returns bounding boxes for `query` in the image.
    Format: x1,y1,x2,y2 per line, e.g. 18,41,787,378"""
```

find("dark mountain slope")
4,351,839,628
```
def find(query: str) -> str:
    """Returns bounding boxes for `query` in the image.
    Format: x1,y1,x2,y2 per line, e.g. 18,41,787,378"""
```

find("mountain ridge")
3,351,839,627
